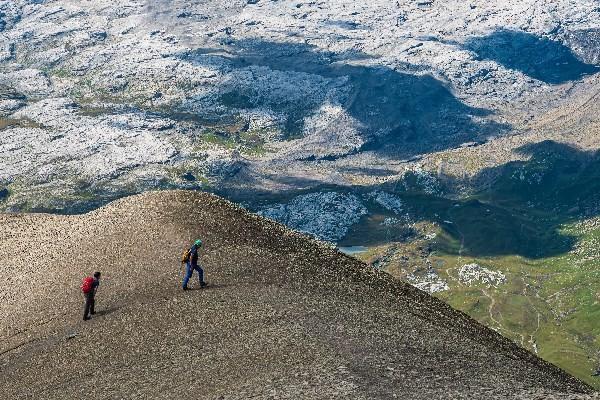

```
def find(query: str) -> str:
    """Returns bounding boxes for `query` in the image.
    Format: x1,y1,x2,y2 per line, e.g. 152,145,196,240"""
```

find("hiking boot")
83,316,91,321
182,286,188,291
200,282,207,288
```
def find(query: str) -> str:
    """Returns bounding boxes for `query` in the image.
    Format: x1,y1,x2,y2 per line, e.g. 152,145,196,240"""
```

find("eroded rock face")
564,29,600,65
259,191,368,241
407,268,449,294
0,0,598,215
367,191,405,215
459,263,507,288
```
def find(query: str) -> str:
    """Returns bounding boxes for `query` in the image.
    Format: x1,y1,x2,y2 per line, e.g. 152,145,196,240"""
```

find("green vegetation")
217,90,310,140
70,76,272,157
165,164,210,187
194,127,269,157
352,141,600,388
201,131,237,148
3,179,99,213
356,217,600,388
70,72,157,110
437,240,599,389
0,117,43,130
45,67,72,78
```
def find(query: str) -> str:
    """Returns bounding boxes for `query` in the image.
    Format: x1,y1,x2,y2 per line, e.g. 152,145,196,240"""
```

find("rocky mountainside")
0,191,596,399
0,0,599,211
1,0,600,389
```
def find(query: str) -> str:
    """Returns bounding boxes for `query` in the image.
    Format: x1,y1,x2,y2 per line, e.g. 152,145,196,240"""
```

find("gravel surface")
0,190,596,399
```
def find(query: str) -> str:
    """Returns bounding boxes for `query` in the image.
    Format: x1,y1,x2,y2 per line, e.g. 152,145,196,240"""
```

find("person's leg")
90,294,96,315
83,294,92,320
194,264,205,285
182,262,193,289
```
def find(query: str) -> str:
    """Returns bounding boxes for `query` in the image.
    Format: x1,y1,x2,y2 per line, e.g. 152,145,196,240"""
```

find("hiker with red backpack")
182,239,207,290
81,271,101,321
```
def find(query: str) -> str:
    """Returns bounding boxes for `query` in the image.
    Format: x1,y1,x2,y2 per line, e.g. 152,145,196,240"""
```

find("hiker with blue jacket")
182,239,207,290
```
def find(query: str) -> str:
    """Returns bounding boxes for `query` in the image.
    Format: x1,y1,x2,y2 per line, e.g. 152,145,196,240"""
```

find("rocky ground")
1,0,600,391
0,0,599,211
0,190,597,399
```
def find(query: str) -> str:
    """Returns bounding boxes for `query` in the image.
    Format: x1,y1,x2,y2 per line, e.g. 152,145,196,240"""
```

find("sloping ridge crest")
0,190,596,399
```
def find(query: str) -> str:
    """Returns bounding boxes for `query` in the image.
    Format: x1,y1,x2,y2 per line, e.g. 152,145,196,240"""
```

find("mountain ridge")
1,0,599,392
0,190,595,399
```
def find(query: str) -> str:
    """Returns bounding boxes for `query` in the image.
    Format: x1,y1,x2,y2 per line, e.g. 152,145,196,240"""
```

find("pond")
338,246,368,256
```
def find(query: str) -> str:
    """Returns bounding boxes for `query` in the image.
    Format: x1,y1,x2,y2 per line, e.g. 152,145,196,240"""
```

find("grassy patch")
165,164,210,187
194,127,271,157
201,131,237,149
0,117,43,130
353,152,600,388
48,67,72,78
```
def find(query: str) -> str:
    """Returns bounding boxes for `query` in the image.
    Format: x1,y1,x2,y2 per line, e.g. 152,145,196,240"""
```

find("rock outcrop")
0,0,599,211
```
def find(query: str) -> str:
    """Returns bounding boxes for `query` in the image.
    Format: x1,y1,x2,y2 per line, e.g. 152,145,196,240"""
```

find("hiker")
81,271,101,321
182,239,207,290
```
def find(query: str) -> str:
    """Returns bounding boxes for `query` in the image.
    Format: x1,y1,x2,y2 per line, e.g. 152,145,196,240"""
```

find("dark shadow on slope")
94,306,121,317
475,140,600,212
463,30,599,84
338,166,399,177
177,39,509,159
228,141,599,259
46,138,598,259
184,283,230,291
388,141,599,258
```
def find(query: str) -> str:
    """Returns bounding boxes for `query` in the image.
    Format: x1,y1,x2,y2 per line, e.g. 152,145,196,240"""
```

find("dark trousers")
83,292,95,319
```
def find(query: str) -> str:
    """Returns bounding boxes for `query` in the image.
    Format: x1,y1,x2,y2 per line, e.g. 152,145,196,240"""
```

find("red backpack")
81,276,94,294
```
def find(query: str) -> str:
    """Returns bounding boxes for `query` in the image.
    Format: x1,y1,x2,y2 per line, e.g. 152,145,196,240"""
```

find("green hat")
194,239,202,246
